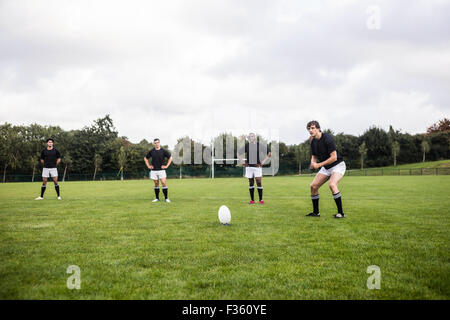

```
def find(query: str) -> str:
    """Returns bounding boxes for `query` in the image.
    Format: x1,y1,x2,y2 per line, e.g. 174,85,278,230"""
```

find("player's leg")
248,178,255,203
161,177,170,202
306,172,329,216
37,176,48,199
152,178,160,201
329,163,346,218
255,176,264,203
52,175,61,199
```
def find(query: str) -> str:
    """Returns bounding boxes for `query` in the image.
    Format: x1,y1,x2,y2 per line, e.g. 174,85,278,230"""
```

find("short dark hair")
46,138,54,143
307,120,321,130
154,138,160,142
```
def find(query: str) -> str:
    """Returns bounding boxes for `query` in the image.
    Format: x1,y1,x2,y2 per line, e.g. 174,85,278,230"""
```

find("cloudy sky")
0,0,449,147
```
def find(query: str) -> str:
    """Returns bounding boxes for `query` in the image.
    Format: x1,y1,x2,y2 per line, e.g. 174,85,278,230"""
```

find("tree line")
0,115,449,181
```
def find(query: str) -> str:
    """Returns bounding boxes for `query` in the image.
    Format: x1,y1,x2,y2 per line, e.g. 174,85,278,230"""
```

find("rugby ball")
218,205,231,225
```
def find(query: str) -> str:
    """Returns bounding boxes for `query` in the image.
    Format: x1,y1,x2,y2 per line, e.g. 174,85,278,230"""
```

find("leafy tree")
0,124,22,182
62,153,73,182
93,153,102,180
427,118,450,134
358,142,368,170
360,127,391,167
117,146,126,181
421,139,430,162
392,141,400,166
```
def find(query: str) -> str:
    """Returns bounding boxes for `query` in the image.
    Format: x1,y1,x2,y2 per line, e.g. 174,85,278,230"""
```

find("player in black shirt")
306,121,346,218
238,133,271,204
35,138,62,200
144,138,173,202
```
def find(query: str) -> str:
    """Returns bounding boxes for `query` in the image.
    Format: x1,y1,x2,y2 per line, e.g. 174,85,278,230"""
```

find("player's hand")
310,162,320,170
161,165,167,169
243,163,248,167
257,163,262,168
148,165,154,170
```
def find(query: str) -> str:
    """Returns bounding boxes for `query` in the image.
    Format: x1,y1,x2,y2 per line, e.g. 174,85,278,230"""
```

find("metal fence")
345,167,450,176
2,166,449,182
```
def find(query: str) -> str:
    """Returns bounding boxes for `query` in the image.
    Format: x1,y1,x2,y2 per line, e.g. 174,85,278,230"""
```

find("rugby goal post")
210,140,245,179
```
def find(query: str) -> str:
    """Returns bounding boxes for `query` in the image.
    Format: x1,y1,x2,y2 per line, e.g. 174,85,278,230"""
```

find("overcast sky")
1,0,449,148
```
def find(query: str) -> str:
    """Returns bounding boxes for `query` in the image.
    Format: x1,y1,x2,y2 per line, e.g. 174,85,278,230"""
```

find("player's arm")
161,156,173,169
144,156,153,169
56,150,61,166
40,150,45,165
260,151,271,167
312,151,338,169
237,146,247,166
310,155,317,169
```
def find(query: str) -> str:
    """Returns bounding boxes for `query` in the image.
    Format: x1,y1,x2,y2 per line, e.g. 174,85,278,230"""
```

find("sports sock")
41,185,46,197
257,186,263,201
162,186,168,199
311,194,319,213
249,186,255,201
55,184,60,197
154,187,160,199
333,192,343,214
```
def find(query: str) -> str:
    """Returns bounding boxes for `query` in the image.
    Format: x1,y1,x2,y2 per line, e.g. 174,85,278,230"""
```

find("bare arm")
162,156,173,169
144,157,153,169
56,158,61,166
259,152,271,167
311,151,338,169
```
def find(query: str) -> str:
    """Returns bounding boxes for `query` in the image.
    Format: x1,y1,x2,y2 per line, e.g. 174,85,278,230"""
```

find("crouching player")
306,121,346,218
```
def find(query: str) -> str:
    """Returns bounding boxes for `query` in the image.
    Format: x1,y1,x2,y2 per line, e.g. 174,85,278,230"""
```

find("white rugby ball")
218,205,231,225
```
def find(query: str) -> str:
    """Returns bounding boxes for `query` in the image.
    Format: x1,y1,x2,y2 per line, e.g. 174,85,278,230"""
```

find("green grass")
378,159,450,169
0,176,449,299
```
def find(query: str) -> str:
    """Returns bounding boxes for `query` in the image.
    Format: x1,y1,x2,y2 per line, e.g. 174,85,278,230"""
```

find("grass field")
378,159,450,169
0,176,449,299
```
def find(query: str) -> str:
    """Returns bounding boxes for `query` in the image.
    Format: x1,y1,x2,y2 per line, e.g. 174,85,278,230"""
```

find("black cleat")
306,212,320,217
334,213,345,218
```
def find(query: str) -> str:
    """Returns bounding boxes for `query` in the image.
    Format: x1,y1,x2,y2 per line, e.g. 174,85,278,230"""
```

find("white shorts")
42,168,58,178
318,161,346,177
245,167,262,178
150,170,167,180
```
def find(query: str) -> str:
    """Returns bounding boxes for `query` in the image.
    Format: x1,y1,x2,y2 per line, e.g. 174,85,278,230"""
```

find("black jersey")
40,148,61,168
238,142,271,167
310,133,343,170
145,148,171,170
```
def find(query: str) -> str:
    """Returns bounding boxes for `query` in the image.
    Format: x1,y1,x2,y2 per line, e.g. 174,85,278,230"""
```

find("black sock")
249,186,255,201
257,187,263,201
333,192,343,214
41,185,46,197
162,187,168,199
55,184,60,197
154,187,160,199
311,194,319,213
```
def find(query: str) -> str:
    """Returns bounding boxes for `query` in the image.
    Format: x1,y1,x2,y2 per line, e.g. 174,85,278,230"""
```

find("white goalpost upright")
210,138,245,179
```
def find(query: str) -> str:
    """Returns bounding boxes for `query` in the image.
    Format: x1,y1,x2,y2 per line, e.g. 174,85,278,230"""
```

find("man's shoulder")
322,133,335,141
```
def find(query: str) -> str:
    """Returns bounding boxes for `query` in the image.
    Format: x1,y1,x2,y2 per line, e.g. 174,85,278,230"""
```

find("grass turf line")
0,176,449,299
